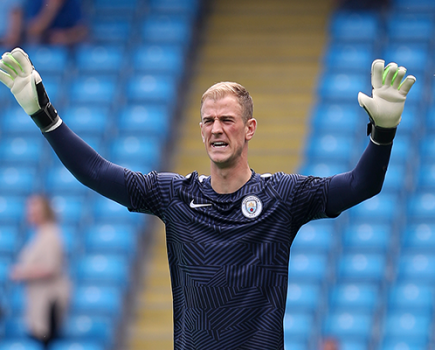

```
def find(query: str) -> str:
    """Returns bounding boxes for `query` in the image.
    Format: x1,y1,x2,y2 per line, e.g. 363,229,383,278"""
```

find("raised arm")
0,47,130,207
326,59,416,217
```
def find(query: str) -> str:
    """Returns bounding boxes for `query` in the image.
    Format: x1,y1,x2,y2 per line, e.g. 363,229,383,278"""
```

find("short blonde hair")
200,82,253,122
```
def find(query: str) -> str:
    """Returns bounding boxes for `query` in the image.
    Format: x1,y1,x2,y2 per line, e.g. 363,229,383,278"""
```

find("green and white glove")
0,47,61,132
358,59,416,145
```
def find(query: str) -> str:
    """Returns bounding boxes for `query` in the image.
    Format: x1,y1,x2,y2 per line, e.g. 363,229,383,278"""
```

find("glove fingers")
383,62,398,86
392,66,406,89
0,59,17,80
399,75,416,95
2,48,33,77
0,69,14,88
371,59,385,89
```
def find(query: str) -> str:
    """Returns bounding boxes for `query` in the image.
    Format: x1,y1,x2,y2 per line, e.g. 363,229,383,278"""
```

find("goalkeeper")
0,48,415,350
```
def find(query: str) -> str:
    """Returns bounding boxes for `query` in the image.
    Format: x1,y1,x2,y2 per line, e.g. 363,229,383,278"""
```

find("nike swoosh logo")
190,199,212,208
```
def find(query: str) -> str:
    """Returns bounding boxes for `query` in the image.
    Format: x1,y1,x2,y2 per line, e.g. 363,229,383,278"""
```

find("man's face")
200,94,255,168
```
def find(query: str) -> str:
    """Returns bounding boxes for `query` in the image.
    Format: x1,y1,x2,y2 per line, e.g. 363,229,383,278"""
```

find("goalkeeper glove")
0,48,61,132
358,59,416,145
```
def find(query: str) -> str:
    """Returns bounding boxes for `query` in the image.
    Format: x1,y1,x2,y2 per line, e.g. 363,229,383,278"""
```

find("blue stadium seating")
45,166,89,195
342,222,391,252
382,43,429,74
386,13,435,42
0,137,44,165
310,102,364,134
401,223,435,250
23,45,69,75
0,195,26,223
0,225,20,257
329,283,379,311
396,253,435,283
323,309,373,339
317,72,368,101
2,106,39,134
50,194,88,224
285,282,321,311
379,338,427,350
132,44,185,76
292,221,335,253
305,133,355,162
126,73,178,104
298,160,349,178
69,75,118,105
391,0,435,11
142,14,193,45
283,311,314,342
149,0,201,16
90,19,132,43
388,282,434,310
288,253,328,281
324,43,375,72
348,193,401,223
0,340,43,350
117,104,170,138
382,310,432,341
329,11,380,42
110,135,162,168
70,285,123,317
407,192,435,221
62,106,110,135
337,253,386,282
0,166,37,195
49,341,105,350
75,44,124,73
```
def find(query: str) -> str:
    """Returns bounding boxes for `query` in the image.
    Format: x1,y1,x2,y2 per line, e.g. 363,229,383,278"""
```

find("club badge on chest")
241,195,263,218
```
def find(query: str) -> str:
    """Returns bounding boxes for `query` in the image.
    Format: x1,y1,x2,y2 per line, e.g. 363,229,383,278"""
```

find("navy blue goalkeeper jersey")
124,169,331,350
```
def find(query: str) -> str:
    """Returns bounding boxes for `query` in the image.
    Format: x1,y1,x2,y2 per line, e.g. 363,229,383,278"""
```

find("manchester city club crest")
241,195,263,218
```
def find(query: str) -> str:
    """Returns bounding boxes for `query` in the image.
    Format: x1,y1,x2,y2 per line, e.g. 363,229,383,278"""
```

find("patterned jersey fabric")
125,169,332,350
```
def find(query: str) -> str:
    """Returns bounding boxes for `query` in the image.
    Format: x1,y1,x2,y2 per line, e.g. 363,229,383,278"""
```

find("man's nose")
211,120,223,134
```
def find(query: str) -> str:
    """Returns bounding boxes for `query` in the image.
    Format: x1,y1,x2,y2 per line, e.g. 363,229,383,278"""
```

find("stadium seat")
288,253,329,281
23,45,69,75
337,253,386,282
347,193,401,223
0,225,20,257
61,106,110,135
117,104,170,138
149,0,201,16
419,135,435,161
386,13,435,42
298,160,349,178
49,340,105,350
388,282,434,310
407,192,435,221
396,253,435,282
382,163,407,193
0,340,43,350
310,102,364,133
2,106,39,134
132,44,185,76
329,283,379,311
70,285,123,317
126,73,178,104
0,166,37,195
283,311,314,341
45,166,89,195
382,43,429,74
323,309,373,339
304,133,355,162
339,339,367,350
110,135,162,168
342,222,391,252
292,221,335,253
382,310,432,341
75,44,124,73
401,222,435,250
7,285,26,313
317,72,368,101
0,195,26,223
0,137,43,165
329,11,380,42
2,316,27,338
387,134,415,166
84,223,137,256
90,19,132,43
379,338,427,350
60,224,80,257
142,14,193,45
323,43,375,72
73,254,130,287
285,282,321,311
0,258,11,287
69,75,117,105
50,194,88,224
91,196,139,224
391,0,435,11
60,315,115,347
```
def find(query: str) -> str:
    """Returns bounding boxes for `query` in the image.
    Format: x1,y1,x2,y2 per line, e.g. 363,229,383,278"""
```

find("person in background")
321,337,339,350
9,194,71,349
0,0,24,49
25,0,87,45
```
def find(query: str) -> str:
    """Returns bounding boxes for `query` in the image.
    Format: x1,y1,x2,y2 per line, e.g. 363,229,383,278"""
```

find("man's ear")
245,118,257,141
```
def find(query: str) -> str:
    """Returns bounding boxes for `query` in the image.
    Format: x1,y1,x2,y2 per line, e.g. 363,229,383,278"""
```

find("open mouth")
212,142,228,148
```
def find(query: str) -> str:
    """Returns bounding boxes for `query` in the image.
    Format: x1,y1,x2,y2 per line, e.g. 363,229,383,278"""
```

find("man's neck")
210,163,252,194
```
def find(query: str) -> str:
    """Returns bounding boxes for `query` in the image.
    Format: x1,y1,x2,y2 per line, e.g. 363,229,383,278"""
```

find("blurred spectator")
0,0,24,49
322,337,339,350
25,0,87,45
9,194,71,349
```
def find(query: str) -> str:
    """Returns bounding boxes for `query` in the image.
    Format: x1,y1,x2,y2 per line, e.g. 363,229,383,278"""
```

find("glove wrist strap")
30,102,60,132
367,123,397,145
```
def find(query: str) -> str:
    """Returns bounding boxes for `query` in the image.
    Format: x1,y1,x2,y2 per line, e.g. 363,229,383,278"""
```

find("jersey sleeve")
124,169,183,222
275,172,333,226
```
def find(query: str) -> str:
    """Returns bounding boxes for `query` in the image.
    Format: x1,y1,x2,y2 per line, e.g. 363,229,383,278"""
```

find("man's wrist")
367,122,397,145
30,102,61,132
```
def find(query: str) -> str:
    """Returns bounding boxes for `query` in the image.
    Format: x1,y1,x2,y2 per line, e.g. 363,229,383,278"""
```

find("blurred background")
0,0,434,349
